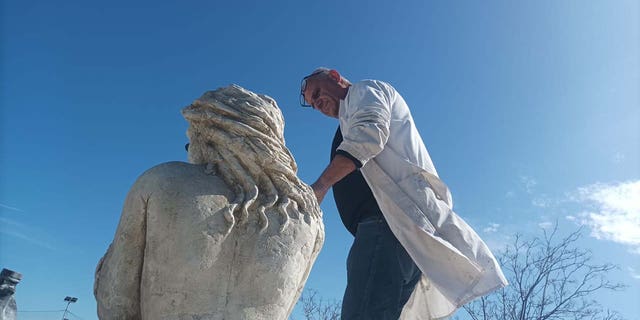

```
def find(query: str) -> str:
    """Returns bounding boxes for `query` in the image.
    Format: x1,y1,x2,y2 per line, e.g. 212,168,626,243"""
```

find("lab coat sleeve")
337,81,392,166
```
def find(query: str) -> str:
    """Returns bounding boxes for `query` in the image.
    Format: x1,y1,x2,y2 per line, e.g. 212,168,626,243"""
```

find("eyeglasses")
299,70,324,108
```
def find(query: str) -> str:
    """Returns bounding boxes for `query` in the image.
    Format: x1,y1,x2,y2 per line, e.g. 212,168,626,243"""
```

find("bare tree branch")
464,223,627,320
293,289,341,320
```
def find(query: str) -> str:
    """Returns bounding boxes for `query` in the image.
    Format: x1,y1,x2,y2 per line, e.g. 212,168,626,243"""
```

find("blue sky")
1,1,638,319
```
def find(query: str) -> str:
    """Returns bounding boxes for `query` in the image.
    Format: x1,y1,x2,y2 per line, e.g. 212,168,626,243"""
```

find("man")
301,68,508,320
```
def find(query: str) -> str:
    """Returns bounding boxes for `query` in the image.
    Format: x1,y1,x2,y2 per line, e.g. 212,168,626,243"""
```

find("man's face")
302,76,341,119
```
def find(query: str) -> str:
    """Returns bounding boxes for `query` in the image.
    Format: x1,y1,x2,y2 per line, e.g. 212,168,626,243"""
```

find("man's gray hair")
309,67,331,75
305,67,351,85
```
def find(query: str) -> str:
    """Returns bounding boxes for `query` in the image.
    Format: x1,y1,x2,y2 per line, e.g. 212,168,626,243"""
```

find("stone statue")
94,85,324,320
0,268,22,320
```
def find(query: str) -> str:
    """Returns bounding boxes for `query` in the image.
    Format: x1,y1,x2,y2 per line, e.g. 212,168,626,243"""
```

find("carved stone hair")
182,85,320,233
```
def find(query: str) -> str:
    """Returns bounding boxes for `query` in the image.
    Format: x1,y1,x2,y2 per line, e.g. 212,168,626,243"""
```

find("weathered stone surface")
0,268,22,320
94,85,324,320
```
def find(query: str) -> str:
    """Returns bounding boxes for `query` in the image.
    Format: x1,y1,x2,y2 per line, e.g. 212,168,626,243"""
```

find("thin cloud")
538,221,554,229
569,180,640,254
0,217,57,251
0,217,26,228
532,194,554,208
0,229,57,251
483,223,500,233
482,233,512,253
628,267,640,280
612,152,625,164
0,203,23,212
519,175,537,194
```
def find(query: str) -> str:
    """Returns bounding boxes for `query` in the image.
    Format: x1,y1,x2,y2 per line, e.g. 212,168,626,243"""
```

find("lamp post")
61,296,77,320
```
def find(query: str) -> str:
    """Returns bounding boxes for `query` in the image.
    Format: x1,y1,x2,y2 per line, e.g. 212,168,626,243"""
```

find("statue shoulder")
131,161,231,199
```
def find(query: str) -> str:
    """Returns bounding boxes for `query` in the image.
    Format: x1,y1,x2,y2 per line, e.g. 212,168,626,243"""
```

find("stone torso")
94,85,324,320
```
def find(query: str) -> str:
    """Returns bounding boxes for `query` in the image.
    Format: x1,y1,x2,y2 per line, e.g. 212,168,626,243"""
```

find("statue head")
181,85,320,231
0,269,22,296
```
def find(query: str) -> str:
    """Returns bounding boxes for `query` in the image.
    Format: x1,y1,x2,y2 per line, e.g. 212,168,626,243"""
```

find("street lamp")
62,296,78,320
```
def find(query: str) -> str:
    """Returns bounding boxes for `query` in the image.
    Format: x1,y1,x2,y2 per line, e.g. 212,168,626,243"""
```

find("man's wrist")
311,180,330,192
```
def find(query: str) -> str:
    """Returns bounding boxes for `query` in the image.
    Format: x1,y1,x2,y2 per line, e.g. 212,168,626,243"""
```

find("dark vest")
331,127,383,236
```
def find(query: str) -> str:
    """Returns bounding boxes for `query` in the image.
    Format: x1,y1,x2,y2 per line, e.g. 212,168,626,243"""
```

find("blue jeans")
341,216,422,320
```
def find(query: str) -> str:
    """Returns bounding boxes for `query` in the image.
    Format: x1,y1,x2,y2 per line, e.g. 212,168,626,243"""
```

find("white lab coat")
337,80,508,320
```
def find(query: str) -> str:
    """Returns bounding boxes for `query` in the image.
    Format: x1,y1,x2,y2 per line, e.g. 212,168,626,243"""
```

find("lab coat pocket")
396,173,443,230
397,173,437,233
